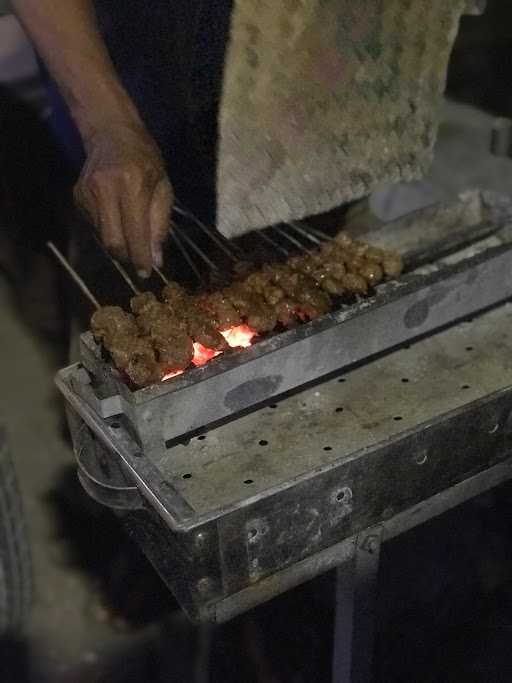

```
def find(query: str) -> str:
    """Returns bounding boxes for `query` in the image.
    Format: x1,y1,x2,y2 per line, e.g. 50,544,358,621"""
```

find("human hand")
74,122,173,277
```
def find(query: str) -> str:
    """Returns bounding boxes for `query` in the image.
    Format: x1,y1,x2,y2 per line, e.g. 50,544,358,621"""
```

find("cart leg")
332,526,383,683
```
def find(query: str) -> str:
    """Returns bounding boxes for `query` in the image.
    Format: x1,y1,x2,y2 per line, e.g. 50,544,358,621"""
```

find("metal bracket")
332,525,384,683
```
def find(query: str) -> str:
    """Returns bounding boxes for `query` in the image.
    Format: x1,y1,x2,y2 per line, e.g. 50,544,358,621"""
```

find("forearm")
11,0,143,140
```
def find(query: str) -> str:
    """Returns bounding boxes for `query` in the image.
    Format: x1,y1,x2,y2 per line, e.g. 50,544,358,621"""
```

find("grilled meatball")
262,284,285,307
136,304,173,335
275,299,298,327
287,253,321,275
359,261,384,286
334,232,353,249
321,277,345,296
246,302,278,333
296,287,331,319
107,334,160,388
188,317,228,350
382,252,403,279
91,307,138,344
244,271,271,294
130,292,159,315
341,273,368,295
162,282,187,308
365,246,385,263
200,292,242,329
154,333,194,372
126,356,161,388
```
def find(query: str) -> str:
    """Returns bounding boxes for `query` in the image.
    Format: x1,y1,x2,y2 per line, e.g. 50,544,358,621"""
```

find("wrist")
70,81,145,144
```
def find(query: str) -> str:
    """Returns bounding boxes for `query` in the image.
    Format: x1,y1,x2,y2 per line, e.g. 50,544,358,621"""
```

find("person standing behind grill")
11,1,476,282
11,0,232,279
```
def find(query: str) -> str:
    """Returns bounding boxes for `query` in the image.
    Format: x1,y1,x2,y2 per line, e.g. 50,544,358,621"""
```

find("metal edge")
207,456,512,623
81,238,512,408
55,366,512,534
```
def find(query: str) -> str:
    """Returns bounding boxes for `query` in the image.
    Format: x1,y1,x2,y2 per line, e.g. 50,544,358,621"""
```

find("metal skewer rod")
171,229,204,282
174,204,241,262
302,224,332,242
91,233,140,295
175,228,220,271
288,222,322,246
47,241,101,310
254,229,290,257
110,259,140,295
153,266,169,284
272,226,312,254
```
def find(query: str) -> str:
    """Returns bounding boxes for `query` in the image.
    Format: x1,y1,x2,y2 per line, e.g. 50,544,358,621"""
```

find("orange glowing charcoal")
220,325,257,348
162,369,184,381
161,325,258,381
192,342,223,367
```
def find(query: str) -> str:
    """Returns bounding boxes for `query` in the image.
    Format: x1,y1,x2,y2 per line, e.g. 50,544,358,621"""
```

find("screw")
362,535,380,555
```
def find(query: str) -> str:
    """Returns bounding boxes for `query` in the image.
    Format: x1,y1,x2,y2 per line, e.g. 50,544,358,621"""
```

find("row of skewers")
85,230,403,388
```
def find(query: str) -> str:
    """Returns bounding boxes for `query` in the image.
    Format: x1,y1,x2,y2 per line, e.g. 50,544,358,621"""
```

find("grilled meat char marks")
90,232,403,388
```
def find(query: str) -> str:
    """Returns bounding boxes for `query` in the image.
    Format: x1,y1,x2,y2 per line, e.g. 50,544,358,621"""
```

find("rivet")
195,532,208,549
414,450,428,466
196,578,213,596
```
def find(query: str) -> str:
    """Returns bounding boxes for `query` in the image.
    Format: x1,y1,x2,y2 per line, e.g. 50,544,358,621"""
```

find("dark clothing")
46,0,233,221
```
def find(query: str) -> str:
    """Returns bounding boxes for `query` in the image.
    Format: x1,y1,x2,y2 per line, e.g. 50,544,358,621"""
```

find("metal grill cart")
56,190,512,680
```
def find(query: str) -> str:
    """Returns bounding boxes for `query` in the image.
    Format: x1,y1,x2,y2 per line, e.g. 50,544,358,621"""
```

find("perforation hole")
182,473,192,480
244,479,254,485
323,446,333,452
335,407,344,413
259,440,268,447
394,416,403,422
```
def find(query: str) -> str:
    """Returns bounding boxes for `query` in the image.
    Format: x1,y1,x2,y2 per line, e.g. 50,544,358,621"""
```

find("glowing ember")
162,369,184,381
221,324,257,348
192,342,222,367
161,325,257,381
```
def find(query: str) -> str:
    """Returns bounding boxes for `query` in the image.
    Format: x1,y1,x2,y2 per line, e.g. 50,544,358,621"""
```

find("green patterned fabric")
217,0,485,238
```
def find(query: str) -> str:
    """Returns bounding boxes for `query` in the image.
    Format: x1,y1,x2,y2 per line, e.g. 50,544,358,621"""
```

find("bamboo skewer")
47,241,101,310
90,233,140,295
255,230,290,257
153,265,169,284
171,229,204,283
176,228,220,272
272,226,313,255
288,222,322,246
174,203,242,262
110,259,140,295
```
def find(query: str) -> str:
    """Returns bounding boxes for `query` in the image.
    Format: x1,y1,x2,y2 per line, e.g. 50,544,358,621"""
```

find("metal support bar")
332,526,383,683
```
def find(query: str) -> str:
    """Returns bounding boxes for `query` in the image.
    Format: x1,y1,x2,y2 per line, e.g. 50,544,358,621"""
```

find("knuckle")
89,169,108,189
120,163,142,186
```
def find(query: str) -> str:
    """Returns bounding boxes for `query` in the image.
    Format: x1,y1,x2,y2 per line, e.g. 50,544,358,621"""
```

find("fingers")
75,167,173,276
149,177,173,268
90,175,128,263
118,167,155,277
72,128,174,276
